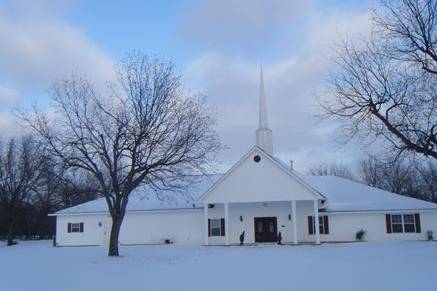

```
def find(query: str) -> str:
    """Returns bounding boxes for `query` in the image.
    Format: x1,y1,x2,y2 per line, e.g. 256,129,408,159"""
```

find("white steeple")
255,66,273,155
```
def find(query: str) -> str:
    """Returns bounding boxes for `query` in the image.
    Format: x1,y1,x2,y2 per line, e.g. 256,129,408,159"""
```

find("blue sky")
0,0,372,171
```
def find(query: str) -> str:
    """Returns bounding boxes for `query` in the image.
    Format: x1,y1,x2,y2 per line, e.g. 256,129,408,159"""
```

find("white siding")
323,212,437,242
119,210,203,245
56,214,109,246
56,210,204,246
55,207,437,246
203,149,318,204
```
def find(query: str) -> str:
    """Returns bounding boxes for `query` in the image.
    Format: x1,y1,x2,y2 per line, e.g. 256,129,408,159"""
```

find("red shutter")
80,222,84,233
415,213,421,233
221,218,225,236
208,219,211,237
308,216,314,235
385,214,392,233
67,223,72,233
323,216,329,235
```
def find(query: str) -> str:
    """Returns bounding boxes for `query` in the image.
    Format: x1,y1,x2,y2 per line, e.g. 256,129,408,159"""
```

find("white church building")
52,70,437,247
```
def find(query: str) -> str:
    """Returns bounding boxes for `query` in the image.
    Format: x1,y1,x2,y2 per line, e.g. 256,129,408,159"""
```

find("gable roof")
199,146,324,202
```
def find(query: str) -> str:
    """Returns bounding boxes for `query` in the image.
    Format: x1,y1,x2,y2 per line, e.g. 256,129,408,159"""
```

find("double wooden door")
254,217,278,243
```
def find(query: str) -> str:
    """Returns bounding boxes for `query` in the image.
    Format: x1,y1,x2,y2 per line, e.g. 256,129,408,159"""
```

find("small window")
68,222,84,233
253,155,261,162
391,215,403,233
210,219,222,236
309,216,328,235
403,214,416,233
312,216,325,234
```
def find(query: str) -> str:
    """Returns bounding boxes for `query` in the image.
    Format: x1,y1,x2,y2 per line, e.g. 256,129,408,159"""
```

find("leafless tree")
309,163,356,180
320,0,436,159
414,160,437,201
375,0,437,74
360,156,416,195
31,156,98,239
0,136,43,246
359,155,437,201
25,53,221,256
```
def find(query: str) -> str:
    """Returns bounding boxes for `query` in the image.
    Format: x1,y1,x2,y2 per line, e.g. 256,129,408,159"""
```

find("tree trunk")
6,219,16,246
108,215,124,256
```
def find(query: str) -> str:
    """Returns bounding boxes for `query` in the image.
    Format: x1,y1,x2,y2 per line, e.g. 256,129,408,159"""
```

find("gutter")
49,206,203,217
324,208,437,215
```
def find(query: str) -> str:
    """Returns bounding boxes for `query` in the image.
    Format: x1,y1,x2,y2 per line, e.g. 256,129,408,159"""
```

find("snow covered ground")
1,241,437,291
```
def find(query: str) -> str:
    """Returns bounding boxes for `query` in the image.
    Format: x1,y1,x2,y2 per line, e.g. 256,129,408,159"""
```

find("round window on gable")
253,155,261,163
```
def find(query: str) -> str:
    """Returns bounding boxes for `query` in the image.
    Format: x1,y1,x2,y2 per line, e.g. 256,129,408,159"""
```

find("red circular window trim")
253,155,261,162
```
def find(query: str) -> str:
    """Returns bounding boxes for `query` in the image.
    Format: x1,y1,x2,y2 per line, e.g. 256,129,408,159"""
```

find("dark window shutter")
385,214,392,233
323,216,329,235
308,216,314,235
208,219,211,237
80,222,84,233
415,213,421,233
67,223,72,233
221,218,225,236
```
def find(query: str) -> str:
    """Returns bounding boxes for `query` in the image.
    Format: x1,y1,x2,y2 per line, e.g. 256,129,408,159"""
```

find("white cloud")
182,0,313,53
184,3,372,171
0,86,20,102
0,15,115,87
0,112,26,138
0,0,115,93
0,0,115,135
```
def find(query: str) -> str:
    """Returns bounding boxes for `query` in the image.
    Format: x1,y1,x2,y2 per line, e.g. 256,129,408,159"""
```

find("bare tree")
375,0,437,74
414,160,437,201
25,53,221,256
309,163,356,180
359,155,437,201
0,136,42,246
320,0,437,159
360,156,416,196
31,156,98,239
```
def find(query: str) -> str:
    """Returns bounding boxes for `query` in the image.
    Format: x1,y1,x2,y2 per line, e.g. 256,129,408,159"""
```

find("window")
312,216,324,234
68,222,84,233
391,215,403,233
308,216,329,235
387,214,418,233
403,214,415,233
210,219,221,236
208,218,225,237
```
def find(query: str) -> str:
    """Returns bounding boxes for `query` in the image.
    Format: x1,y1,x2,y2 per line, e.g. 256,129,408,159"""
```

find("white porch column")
313,200,320,245
292,200,298,245
224,202,230,246
204,204,209,245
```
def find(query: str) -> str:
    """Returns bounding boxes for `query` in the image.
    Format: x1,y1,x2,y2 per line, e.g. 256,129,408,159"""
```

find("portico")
203,199,322,246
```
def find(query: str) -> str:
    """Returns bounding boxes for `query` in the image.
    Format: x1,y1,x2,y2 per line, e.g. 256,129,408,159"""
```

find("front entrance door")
254,217,278,243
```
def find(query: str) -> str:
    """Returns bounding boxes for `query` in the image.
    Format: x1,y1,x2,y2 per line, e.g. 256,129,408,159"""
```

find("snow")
56,171,437,215
56,174,222,214
303,175,437,212
2,240,437,291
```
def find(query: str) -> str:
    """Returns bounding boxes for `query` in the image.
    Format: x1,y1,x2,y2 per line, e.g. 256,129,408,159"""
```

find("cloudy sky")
0,0,373,172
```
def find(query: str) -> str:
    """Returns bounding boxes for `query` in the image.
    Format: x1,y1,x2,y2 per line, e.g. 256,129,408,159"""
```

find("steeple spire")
258,66,269,129
255,66,273,155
